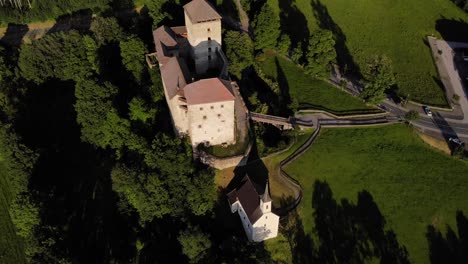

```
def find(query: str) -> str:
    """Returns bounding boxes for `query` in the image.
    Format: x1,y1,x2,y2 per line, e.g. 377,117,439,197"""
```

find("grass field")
0,165,25,263
283,124,468,263
267,0,468,106
257,52,379,115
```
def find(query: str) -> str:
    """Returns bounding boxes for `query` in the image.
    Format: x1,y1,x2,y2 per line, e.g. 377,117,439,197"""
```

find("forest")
0,0,289,262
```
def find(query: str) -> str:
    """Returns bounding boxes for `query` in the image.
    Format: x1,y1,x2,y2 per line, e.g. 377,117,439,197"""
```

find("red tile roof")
160,57,191,99
153,26,179,65
184,0,222,23
184,78,235,105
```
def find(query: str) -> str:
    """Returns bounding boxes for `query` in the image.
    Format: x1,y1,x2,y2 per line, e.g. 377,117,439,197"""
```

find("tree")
18,31,96,83
224,31,254,79
75,79,146,152
111,164,171,224
186,170,217,216
361,55,395,104
128,97,156,124
90,16,125,46
178,226,211,263
252,3,280,51
277,34,291,56
120,36,148,83
145,0,171,27
404,110,419,121
305,29,336,78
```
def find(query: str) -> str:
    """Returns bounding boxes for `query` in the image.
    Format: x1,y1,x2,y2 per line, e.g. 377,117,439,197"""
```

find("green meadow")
257,52,378,115
284,124,468,263
268,0,468,106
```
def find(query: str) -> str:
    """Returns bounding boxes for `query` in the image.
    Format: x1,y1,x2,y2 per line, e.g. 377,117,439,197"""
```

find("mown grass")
0,164,25,264
284,124,468,263
268,0,468,106
257,52,379,115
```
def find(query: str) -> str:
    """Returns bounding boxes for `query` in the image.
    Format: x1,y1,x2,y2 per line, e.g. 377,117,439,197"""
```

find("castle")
152,0,236,147
227,175,280,242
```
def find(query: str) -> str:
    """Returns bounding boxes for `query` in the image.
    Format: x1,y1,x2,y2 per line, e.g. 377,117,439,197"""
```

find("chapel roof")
227,175,264,224
183,0,222,23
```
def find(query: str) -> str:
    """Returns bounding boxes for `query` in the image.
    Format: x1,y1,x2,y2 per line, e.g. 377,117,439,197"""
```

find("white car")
423,106,432,117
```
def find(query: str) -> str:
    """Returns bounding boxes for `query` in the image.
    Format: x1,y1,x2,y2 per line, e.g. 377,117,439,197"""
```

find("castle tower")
183,0,222,75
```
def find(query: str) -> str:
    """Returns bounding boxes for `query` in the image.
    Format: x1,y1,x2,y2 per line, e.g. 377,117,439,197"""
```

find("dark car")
423,106,432,117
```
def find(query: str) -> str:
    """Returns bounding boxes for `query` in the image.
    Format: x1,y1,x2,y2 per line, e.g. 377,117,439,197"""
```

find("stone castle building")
152,0,236,146
227,175,280,242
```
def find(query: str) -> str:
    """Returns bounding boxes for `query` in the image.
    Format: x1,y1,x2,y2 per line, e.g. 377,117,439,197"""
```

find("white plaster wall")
188,100,235,146
161,78,189,135
234,203,254,240
184,12,222,74
252,213,279,242
260,200,272,214
185,13,221,47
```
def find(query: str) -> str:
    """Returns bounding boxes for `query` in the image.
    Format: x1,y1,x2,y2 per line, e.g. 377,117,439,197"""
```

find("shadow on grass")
0,23,28,46
275,57,294,116
436,18,468,43
426,211,468,264
311,0,361,77
280,180,409,263
278,0,309,51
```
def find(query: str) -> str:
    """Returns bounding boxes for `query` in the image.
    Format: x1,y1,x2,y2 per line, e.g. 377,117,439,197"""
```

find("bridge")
249,112,297,130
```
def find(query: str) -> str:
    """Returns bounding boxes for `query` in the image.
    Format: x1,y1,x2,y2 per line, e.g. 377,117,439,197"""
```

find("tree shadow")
15,80,137,263
47,9,93,34
280,203,316,264
432,112,457,143
426,211,468,264
275,57,294,116
435,18,468,43
311,0,361,77
0,23,29,46
278,0,309,50
312,180,409,263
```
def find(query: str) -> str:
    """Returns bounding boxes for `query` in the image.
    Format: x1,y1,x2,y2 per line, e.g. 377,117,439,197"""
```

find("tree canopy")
178,226,212,263
224,31,254,79
119,36,148,83
305,29,336,78
361,55,395,104
252,3,281,51
18,31,96,83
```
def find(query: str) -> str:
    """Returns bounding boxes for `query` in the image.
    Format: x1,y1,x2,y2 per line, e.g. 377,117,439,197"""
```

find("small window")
210,106,214,109
217,129,221,132
266,205,268,210
248,224,250,228
207,28,211,32
221,104,224,108
208,55,212,61
203,115,207,120
208,47,212,53
199,107,203,111
208,37,211,41
217,114,221,118
266,216,268,219
198,125,202,129
264,224,266,227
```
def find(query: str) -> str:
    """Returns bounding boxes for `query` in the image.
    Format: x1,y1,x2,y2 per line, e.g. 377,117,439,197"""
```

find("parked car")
423,106,432,117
